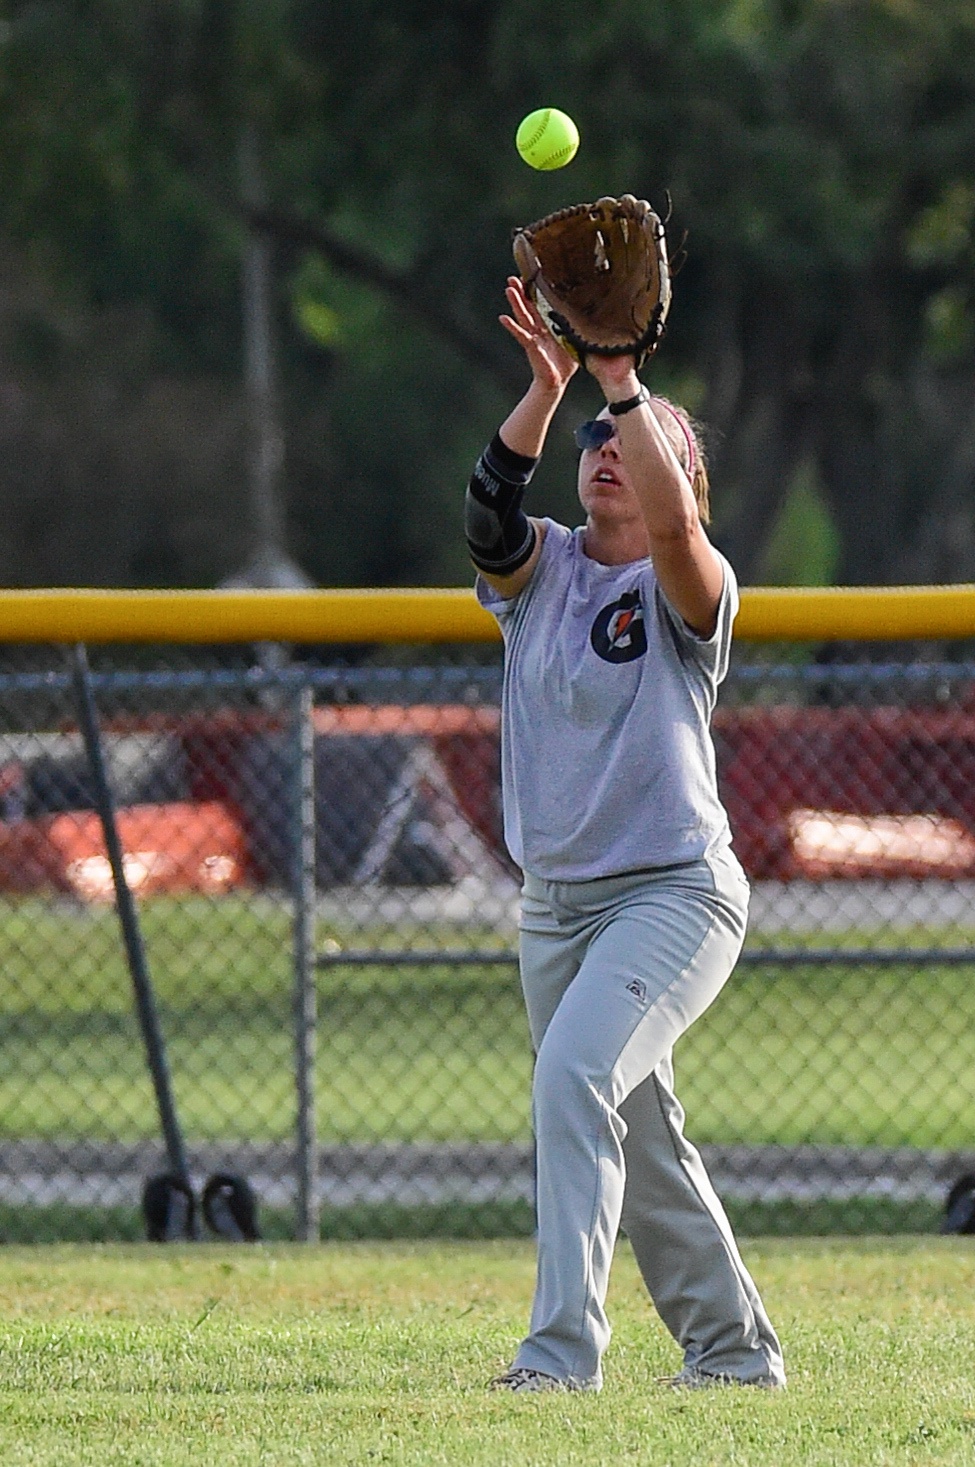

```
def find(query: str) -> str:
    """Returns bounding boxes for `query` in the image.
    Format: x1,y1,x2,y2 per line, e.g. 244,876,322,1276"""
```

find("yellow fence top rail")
0,584,975,643
738,585,975,642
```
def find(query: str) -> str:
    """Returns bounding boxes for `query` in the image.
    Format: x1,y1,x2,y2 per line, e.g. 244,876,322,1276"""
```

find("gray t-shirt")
476,518,738,881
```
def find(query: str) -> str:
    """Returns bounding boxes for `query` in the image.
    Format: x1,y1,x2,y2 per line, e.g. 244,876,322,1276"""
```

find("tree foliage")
1,0,974,587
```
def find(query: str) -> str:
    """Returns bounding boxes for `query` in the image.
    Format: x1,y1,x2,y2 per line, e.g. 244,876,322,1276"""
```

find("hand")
499,277,578,393
585,351,641,402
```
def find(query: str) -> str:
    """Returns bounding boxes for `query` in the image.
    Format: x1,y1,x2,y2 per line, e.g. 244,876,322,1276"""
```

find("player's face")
576,412,640,519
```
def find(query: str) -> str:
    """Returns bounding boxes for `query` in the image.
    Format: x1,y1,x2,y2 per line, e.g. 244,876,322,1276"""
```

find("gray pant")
512,848,785,1390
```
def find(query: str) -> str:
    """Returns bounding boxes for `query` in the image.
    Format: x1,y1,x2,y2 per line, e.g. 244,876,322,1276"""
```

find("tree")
1,0,974,587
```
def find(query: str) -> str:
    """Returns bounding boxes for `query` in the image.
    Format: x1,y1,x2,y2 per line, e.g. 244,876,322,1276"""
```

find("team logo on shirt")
590,590,647,663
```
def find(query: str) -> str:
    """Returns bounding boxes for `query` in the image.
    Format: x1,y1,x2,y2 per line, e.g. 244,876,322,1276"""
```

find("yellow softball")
515,108,580,171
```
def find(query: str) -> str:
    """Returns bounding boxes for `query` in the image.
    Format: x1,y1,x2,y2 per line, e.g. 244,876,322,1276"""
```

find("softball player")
464,276,785,1393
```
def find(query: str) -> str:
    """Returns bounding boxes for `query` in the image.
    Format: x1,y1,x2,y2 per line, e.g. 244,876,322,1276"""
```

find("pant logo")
625,978,647,1002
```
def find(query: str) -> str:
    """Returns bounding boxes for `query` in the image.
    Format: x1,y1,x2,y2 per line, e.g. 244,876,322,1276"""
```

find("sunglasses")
573,402,698,478
573,418,617,452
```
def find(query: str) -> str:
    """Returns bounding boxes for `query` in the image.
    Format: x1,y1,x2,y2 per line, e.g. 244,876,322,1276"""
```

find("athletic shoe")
489,1367,567,1393
659,1367,784,1389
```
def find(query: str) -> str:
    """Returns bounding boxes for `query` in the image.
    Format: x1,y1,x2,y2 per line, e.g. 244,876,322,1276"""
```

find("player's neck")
582,514,651,567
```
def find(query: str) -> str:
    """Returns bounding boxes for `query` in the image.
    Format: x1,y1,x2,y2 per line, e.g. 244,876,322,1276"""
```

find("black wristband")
608,387,650,417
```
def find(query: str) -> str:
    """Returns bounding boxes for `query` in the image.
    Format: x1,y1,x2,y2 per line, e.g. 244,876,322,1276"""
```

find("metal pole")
69,644,192,1191
291,681,319,1240
239,121,287,564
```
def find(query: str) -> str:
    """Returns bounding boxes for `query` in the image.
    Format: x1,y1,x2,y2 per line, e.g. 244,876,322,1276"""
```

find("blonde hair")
651,396,711,525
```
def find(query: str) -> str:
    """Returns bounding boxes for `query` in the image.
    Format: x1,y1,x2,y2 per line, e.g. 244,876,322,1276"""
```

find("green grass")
0,1195,951,1246
1,1238,975,1464
680,960,975,1147
3,887,975,1252
0,1201,540,1247
0,896,532,1143
3,891,975,1150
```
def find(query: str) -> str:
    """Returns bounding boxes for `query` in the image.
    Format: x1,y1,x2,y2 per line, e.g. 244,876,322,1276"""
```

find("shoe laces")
490,1367,562,1392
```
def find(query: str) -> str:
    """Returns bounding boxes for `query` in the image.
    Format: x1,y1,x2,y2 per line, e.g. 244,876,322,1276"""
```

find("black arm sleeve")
464,434,539,575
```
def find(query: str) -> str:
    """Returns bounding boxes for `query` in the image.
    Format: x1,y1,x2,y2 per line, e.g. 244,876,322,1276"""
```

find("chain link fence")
2,636,975,1241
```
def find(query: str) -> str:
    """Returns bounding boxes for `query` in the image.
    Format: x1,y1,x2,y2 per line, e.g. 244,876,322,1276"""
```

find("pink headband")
651,397,697,481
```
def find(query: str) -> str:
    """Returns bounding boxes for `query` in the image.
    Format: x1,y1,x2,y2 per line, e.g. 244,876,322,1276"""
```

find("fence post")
291,680,319,1241
69,644,194,1208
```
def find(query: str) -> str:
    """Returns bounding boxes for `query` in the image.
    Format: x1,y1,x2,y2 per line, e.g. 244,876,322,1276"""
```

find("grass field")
1,1237,975,1465
3,890,975,1241
3,894,975,1149
5,886,973,1150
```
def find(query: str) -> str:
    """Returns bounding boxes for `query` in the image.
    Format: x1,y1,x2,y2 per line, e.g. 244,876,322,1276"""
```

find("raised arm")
465,278,577,598
587,355,725,637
